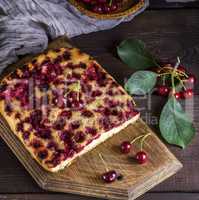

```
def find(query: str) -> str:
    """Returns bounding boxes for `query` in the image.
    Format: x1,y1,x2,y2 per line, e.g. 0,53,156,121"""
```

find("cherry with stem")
120,133,151,155
99,153,118,183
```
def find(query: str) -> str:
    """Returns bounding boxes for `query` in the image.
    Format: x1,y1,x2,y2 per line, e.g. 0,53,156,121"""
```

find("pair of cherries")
120,134,150,164
120,141,147,164
101,134,150,183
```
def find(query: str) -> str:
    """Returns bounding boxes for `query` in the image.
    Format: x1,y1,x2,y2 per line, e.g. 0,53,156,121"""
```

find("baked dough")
0,47,139,172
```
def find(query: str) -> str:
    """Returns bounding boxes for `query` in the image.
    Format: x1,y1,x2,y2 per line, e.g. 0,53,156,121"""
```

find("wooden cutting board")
0,37,182,200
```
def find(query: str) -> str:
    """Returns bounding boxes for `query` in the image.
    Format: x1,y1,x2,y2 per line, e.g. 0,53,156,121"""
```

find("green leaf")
159,97,196,148
117,39,159,70
125,71,157,95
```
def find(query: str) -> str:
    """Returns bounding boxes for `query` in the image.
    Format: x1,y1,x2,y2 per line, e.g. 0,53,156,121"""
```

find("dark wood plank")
1,193,199,200
72,9,199,90
0,8,199,197
149,0,199,9
0,37,182,200
139,193,199,200
0,194,97,200
0,113,182,200
1,97,198,194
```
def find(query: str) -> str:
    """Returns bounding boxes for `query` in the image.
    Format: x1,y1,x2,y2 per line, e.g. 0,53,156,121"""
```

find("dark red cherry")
177,66,186,73
63,51,71,60
60,130,73,142
120,141,131,154
36,129,52,139
38,149,48,160
174,92,182,99
30,110,42,129
102,170,117,183
22,131,30,140
135,151,147,164
16,122,24,132
32,139,43,149
110,4,118,11
70,121,80,130
60,110,72,119
53,118,66,130
47,141,57,150
188,75,196,84
85,127,97,136
83,0,91,3
86,66,97,80
91,90,102,97
98,0,106,3
15,113,21,119
81,110,94,118
92,5,103,14
74,131,86,143
183,89,193,99
103,4,111,13
157,85,170,96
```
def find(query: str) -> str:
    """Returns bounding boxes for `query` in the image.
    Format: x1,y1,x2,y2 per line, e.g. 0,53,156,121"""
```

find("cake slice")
0,47,139,172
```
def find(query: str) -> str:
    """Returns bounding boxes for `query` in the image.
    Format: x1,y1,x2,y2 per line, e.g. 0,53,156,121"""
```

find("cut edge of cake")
0,100,139,172
51,113,139,172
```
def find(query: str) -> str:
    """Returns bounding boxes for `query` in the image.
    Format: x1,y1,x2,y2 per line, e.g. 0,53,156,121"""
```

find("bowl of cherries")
69,0,145,19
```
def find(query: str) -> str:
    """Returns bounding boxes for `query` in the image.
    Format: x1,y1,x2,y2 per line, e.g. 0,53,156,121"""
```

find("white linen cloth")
0,0,196,73
0,0,149,73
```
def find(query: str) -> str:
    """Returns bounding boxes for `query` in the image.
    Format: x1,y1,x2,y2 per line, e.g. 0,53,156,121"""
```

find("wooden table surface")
0,1,199,200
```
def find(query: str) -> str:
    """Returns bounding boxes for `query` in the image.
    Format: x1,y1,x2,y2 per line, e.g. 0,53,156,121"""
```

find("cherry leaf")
125,71,157,95
159,97,196,148
117,39,159,70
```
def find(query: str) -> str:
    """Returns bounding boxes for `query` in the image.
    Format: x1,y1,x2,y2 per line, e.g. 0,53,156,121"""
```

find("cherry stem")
99,153,109,172
171,57,181,94
131,97,137,106
130,134,145,144
175,76,186,90
130,133,152,146
109,0,113,6
162,75,166,86
158,66,188,78
158,72,172,77
140,133,152,151
177,70,189,78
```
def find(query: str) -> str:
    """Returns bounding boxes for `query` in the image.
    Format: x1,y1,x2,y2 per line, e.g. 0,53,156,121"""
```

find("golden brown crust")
0,47,139,172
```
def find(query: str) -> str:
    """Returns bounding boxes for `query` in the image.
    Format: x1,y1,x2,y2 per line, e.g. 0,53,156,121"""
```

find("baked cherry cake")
0,47,139,172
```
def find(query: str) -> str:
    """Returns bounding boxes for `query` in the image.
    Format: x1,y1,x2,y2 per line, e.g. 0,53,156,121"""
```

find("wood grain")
149,0,199,9
0,7,198,200
1,193,199,200
0,117,182,200
0,36,182,200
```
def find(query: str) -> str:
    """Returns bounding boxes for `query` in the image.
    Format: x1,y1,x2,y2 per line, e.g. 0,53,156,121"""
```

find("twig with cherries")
155,57,196,99
118,39,196,149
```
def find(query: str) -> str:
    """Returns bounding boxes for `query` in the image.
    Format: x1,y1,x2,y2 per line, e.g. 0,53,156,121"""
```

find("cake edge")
51,112,140,172
0,100,139,172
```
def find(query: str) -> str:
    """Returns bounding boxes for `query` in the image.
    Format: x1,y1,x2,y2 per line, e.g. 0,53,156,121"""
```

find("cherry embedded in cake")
0,47,139,172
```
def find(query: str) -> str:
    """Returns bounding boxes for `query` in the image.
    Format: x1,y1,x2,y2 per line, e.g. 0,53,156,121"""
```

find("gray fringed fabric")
0,0,149,73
